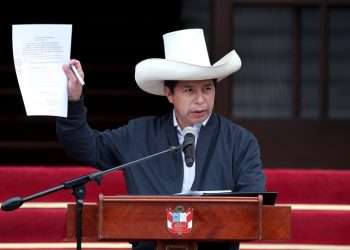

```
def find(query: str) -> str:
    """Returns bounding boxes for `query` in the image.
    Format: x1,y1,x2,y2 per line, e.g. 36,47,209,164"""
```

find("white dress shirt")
173,111,210,192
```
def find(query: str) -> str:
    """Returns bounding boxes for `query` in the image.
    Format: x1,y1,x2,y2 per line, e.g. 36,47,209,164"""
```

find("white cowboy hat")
134,28,242,96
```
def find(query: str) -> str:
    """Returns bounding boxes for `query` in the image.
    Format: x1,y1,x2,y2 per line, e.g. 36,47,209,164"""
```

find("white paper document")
174,190,232,196
12,24,72,117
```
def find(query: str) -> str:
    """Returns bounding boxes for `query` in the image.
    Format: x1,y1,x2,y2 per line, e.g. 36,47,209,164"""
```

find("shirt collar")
172,110,210,130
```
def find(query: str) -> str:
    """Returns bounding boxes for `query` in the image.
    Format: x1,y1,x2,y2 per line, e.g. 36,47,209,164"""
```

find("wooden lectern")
66,195,290,250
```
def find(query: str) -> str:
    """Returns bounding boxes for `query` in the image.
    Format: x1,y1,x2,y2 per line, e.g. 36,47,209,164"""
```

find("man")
57,28,265,250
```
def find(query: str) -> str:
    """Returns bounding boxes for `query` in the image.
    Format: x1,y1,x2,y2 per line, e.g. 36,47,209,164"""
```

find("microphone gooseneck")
182,127,196,167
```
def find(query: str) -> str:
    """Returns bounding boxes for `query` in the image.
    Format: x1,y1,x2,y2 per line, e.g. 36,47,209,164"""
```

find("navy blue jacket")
56,100,265,195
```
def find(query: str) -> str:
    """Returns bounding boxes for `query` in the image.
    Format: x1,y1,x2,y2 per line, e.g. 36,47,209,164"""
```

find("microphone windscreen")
182,127,195,167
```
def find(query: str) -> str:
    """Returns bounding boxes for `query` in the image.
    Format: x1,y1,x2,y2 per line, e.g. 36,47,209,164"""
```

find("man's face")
165,80,215,129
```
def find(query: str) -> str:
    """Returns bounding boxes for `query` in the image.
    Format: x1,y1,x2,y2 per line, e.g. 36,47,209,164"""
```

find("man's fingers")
63,65,77,83
69,59,84,78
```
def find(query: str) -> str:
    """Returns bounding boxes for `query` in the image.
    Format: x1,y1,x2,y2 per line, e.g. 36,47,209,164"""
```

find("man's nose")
194,91,205,103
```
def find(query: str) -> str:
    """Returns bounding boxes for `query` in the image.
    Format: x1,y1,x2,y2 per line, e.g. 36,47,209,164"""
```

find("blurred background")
0,0,349,168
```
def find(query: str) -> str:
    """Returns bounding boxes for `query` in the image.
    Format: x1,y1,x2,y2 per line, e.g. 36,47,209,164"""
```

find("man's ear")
164,86,174,104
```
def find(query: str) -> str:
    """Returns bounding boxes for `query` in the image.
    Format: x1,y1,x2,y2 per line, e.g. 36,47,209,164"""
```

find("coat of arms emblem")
166,206,193,235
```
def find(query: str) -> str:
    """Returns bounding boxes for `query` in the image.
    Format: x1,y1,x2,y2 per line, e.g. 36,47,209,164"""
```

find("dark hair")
164,79,217,94
164,80,178,94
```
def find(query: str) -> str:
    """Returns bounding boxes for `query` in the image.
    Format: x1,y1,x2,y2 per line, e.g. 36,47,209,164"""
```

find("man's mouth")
191,110,207,117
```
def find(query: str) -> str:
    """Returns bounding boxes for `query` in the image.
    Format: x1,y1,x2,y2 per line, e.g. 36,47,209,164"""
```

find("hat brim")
135,50,241,96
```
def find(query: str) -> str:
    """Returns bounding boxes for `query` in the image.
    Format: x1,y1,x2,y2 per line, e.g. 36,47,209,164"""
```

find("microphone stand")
1,143,189,250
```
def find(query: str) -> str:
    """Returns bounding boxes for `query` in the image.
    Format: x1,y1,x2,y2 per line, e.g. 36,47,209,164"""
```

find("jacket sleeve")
56,99,128,170
233,130,266,192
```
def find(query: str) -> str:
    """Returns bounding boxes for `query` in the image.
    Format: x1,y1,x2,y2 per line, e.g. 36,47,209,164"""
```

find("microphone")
182,127,196,167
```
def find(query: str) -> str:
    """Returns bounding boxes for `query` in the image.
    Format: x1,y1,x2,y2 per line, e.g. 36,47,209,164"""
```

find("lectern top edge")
99,194,263,203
